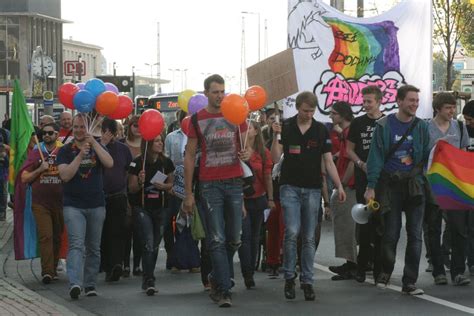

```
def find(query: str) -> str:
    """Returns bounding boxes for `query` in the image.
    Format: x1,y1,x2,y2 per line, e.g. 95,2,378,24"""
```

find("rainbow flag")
427,140,474,211
9,80,35,194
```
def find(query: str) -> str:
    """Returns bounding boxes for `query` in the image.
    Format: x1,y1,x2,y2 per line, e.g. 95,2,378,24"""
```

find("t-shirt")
58,128,73,144
347,114,380,162
25,144,63,210
428,119,469,150
188,109,247,181
384,114,414,173
103,140,133,195
246,148,273,199
279,115,331,188
128,156,175,210
56,142,106,208
335,127,354,188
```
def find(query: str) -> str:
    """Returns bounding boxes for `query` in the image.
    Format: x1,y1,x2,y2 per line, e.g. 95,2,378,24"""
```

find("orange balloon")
221,94,249,125
244,85,267,111
96,91,119,115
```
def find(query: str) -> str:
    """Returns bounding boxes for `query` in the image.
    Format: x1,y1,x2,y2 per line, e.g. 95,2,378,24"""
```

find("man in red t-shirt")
183,74,248,308
58,111,73,144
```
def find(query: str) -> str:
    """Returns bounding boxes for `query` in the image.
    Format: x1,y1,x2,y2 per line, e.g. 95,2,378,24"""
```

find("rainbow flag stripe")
427,140,474,211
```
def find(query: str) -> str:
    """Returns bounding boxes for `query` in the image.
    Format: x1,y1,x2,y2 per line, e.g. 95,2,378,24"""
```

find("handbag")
240,159,256,197
190,204,206,240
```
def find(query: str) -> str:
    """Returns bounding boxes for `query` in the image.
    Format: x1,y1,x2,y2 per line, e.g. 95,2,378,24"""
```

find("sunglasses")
132,123,139,128
42,131,56,136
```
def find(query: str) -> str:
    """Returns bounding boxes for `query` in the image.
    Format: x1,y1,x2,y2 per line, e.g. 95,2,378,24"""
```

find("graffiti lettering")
313,70,405,114
332,52,378,68
311,48,323,60
288,2,329,50
334,31,358,42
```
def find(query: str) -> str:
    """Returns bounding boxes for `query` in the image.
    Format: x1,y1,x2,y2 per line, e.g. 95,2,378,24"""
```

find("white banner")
286,0,432,121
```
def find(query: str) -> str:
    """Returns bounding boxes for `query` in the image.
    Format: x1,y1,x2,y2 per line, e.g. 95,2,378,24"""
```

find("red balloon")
244,85,267,111
138,109,165,141
96,91,119,115
221,94,249,125
108,95,133,119
58,83,79,109
180,116,191,136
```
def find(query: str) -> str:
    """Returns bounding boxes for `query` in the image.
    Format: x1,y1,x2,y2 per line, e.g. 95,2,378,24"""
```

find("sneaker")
402,284,424,295
84,287,97,297
243,275,256,289
434,274,448,285
453,274,470,286
208,274,220,302
42,274,52,284
122,266,130,278
301,283,315,301
145,280,157,296
218,291,232,308
171,267,181,274
110,264,122,282
57,259,66,272
133,267,143,276
425,262,434,273
268,267,279,278
284,275,297,299
69,285,81,299
375,273,390,289
354,269,366,283
52,274,59,281
189,267,201,273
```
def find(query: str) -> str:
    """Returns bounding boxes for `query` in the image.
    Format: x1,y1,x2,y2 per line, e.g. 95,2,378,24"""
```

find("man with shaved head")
58,111,73,144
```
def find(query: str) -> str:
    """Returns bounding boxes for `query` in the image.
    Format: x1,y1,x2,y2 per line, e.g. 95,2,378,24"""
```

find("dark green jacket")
366,114,430,189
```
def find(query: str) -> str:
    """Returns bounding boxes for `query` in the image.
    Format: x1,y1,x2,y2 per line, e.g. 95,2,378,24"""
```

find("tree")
432,0,473,90
432,52,459,91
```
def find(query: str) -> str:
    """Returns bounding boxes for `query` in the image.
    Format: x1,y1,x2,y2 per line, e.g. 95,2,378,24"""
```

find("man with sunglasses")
21,123,64,284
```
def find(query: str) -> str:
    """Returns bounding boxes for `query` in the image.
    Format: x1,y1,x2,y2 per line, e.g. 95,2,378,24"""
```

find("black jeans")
163,195,181,268
428,207,468,278
354,168,381,278
135,207,164,282
468,212,474,267
101,194,127,273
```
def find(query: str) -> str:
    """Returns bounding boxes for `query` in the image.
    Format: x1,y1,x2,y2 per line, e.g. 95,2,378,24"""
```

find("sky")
61,0,398,94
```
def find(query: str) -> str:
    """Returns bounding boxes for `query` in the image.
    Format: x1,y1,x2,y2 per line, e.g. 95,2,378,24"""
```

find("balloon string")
89,112,98,134
243,118,249,150
84,113,90,133
141,141,148,207
238,125,243,151
89,115,102,135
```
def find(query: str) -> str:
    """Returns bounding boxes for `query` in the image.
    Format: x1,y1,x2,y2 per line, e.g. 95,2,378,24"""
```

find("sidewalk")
0,208,76,315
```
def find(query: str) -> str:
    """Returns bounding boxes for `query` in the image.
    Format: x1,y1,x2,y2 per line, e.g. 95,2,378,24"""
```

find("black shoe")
122,266,130,278
42,274,52,284
244,275,256,289
268,267,279,278
301,283,315,301
84,287,97,297
355,269,366,283
69,285,81,299
133,267,143,276
284,274,297,300
109,264,122,282
328,264,347,275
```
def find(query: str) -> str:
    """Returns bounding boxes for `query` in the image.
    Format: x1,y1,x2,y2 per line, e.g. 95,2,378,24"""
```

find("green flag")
8,80,35,193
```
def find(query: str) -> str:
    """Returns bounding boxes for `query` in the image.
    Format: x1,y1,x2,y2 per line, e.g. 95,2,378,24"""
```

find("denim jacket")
366,114,430,189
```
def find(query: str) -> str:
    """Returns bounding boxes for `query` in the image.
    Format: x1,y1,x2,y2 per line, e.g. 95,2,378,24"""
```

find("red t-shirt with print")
188,109,247,181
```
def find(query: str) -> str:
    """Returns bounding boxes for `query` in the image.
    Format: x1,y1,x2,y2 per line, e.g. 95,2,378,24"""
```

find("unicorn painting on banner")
286,0,432,121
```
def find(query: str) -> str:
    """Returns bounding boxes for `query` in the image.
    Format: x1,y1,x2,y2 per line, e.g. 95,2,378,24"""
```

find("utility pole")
157,22,162,93
357,0,364,17
330,0,344,11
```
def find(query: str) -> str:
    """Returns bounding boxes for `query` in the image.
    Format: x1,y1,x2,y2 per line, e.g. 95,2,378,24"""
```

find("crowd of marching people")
2,74,474,308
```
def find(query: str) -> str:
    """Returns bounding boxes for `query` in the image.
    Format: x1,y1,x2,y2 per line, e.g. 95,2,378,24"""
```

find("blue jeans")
135,207,164,283
381,183,425,285
238,195,267,277
280,184,321,284
63,206,106,288
200,178,243,292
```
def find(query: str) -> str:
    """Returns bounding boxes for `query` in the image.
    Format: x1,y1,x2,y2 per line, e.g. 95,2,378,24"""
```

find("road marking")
314,263,474,315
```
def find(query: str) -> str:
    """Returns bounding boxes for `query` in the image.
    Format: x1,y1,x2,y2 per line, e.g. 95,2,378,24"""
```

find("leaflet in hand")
150,170,168,184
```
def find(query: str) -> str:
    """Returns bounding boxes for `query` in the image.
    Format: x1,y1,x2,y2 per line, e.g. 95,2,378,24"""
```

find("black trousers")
428,206,469,279
354,168,381,278
102,194,127,273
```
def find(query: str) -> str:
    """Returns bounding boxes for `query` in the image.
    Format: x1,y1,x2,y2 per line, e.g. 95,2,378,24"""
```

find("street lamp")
168,68,177,92
242,11,261,62
145,62,158,79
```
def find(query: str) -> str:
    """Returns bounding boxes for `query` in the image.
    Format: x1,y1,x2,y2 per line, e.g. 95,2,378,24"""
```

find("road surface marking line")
314,263,474,315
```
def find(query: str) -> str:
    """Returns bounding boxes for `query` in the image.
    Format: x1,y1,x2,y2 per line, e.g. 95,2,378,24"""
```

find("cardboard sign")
247,48,299,105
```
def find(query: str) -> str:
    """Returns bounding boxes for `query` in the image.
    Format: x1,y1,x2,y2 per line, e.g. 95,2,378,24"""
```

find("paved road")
3,219,474,315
